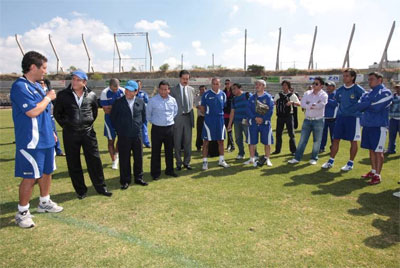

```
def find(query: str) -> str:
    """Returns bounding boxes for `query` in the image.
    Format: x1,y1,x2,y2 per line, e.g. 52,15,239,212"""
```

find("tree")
68,66,77,72
130,66,136,72
159,63,169,72
247,64,264,73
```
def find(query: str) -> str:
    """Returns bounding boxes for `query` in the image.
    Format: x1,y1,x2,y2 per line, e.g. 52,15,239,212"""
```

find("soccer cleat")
218,160,230,168
37,199,64,213
288,159,299,164
235,155,244,160
341,162,354,171
367,175,381,185
202,161,208,170
309,159,317,165
15,210,35,228
321,159,334,169
361,171,375,179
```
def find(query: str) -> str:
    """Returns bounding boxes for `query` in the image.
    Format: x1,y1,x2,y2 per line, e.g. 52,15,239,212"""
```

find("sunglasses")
312,82,321,86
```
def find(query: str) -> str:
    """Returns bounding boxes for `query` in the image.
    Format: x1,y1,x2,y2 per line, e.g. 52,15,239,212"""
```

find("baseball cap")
325,81,336,87
125,80,139,91
255,79,266,87
72,70,88,80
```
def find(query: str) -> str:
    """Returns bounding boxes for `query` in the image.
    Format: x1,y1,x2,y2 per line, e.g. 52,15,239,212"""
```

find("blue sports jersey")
335,84,365,117
201,89,226,116
247,92,274,122
324,91,339,118
356,84,392,127
137,90,149,104
10,77,54,149
232,92,251,122
100,87,125,121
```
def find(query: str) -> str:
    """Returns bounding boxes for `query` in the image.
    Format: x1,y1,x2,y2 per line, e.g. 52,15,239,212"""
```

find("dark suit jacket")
110,96,145,138
170,84,195,128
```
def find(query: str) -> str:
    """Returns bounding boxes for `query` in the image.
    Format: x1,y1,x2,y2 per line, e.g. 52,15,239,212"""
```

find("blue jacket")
247,92,274,125
324,91,338,118
356,84,392,127
335,84,365,117
389,93,400,119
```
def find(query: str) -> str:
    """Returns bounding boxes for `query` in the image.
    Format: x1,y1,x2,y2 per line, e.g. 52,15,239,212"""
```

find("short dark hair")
313,77,325,85
344,68,357,83
225,79,231,82
159,80,170,88
22,51,47,74
179,70,190,77
199,85,206,89
232,83,242,89
109,78,119,87
281,80,291,88
136,79,142,84
368,71,383,80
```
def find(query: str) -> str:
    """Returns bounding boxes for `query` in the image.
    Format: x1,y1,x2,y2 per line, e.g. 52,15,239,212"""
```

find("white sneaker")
202,161,208,170
37,199,64,213
309,159,317,165
341,164,353,171
321,161,334,169
244,159,254,165
288,159,299,164
253,161,258,167
236,155,244,160
15,210,35,228
393,191,400,198
218,160,230,168
111,159,119,170
266,158,273,166
254,156,259,161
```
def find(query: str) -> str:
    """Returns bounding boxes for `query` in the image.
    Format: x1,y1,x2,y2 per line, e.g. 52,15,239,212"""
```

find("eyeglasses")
312,82,321,86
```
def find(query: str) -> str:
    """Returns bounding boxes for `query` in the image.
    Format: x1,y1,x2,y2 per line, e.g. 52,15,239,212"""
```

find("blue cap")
125,80,139,91
72,70,88,80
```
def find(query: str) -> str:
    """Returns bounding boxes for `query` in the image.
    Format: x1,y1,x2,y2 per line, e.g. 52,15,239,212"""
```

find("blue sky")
0,0,399,74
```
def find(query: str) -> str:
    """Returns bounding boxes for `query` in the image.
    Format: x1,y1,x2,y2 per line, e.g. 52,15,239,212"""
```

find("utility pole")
244,29,247,71
212,53,215,69
275,27,281,71
308,26,317,70
181,54,183,70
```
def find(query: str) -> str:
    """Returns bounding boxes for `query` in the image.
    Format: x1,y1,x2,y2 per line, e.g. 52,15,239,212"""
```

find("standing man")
11,51,63,228
223,79,235,152
111,80,147,189
170,70,195,170
322,68,365,171
200,77,230,170
54,70,112,199
136,79,151,148
273,80,301,155
247,80,274,167
100,78,125,169
320,81,338,153
147,80,179,180
227,83,251,160
288,77,328,165
194,85,206,151
386,83,400,154
356,72,392,185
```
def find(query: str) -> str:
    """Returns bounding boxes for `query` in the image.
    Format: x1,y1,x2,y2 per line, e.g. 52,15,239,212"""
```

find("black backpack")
276,92,292,117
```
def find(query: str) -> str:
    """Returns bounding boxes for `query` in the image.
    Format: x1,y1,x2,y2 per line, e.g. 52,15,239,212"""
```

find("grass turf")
0,108,399,267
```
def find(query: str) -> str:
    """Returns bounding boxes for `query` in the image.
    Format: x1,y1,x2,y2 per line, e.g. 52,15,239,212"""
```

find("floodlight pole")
49,34,64,74
146,32,153,72
181,54,183,70
342,23,355,69
114,33,122,72
378,20,396,71
212,53,215,69
15,34,25,56
244,29,247,71
275,27,281,71
308,26,317,70
82,34,93,73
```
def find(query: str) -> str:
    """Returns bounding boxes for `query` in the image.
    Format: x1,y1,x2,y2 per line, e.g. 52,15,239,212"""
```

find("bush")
247,64,264,74
90,73,103,80
159,63,170,72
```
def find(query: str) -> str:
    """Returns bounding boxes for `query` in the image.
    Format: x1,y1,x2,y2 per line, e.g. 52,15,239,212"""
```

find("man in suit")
110,80,147,190
170,70,195,171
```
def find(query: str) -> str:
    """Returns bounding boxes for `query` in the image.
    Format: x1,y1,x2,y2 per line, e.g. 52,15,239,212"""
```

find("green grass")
0,108,399,267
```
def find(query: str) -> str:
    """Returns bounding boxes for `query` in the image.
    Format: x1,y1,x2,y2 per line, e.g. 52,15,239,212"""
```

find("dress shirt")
301,89,328,119
126,96,136,114
194,94,204,117
72,91,84,108
147,94,178,126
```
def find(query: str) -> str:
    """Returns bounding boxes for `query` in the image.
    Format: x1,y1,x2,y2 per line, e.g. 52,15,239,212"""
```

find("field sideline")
0,108,399,267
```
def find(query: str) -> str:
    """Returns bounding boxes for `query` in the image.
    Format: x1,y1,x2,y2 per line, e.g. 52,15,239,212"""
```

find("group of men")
10,51,399,229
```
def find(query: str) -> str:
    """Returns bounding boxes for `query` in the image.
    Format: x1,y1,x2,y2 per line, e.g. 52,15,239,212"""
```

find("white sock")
219,155,224,162
203,158,208,162
371,169,376,174
18,203,29,213
329,158,335,162
250,157,255,162
348,160,354,164
40,195,50,204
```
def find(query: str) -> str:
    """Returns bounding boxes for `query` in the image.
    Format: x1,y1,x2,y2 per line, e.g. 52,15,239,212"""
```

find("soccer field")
0,108,399,267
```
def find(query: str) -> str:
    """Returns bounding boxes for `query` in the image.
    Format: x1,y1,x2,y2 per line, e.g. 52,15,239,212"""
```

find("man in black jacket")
110,80,147,190
54,70,112,199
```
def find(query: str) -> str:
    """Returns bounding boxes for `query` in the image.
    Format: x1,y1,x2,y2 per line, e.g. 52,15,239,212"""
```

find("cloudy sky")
0,0,399,74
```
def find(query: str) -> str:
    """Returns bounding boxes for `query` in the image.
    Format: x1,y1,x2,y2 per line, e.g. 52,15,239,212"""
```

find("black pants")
196,116,204,150
275,115,297,153
224,117,235,149
151,125,174,178
118,135,143,185
62,128,106,195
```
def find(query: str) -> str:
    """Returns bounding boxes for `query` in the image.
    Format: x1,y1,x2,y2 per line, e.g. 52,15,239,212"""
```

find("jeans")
388,118,400,153
142,120,150,146
233,121,248,156
295,118,324,161
320,118,336,151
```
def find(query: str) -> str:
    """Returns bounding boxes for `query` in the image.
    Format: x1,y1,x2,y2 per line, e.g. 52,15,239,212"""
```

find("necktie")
182,86,189,113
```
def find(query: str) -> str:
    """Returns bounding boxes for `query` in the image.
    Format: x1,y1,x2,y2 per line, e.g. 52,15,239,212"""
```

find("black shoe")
165,172,179,178
152,176,160,181
144,144,151,148
135,179,148,186
184,165,193,170
319,149,325,153
120,183,129,190
257,156,266,167
56,152,66,156
176,166,182,171
77,193,87,200
100,190,112,197
271,151,280,155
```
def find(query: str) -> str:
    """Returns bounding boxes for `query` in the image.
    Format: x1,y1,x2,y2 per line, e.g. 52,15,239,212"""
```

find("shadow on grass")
348,190,400,249
283,169,341,186
312,177,369,196
0,157,14,163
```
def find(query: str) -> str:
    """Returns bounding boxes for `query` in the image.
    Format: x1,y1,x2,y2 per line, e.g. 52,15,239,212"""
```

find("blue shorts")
248,120,273,145
202,115,226,141
361,126,387,152
104,116,117,140
15,147,55,179
333,116,361,141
